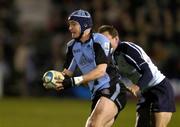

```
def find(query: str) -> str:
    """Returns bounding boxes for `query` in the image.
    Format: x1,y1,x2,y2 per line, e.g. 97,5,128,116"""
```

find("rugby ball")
42,70,64,89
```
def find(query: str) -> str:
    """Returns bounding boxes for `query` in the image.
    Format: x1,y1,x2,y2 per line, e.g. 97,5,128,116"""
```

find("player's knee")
155,121,169,127
88,121,96,127
86,116,102,127
85,117,96,127
105,119,114,127
86,119,96,127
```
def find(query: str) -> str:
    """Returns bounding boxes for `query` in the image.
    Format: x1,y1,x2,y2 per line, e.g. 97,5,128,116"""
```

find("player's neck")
80,31,91,43
79,28,92,43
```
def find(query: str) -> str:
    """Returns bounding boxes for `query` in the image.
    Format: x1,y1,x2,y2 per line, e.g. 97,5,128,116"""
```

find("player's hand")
61,75,83,88
55,74,76,90
55,81,64,91
42,70,82,90
53,72,67,90
127,84,141,97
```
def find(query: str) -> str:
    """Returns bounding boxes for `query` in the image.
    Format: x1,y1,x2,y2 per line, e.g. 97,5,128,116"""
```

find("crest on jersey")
104,42,110,50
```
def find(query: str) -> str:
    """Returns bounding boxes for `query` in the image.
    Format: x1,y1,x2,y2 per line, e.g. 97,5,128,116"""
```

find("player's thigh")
154,112,172,127
90,96,118,124
151,78,176,113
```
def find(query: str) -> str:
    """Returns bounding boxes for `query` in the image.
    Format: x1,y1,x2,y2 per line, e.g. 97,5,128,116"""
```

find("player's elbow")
97,64,107,77
98,69,106,77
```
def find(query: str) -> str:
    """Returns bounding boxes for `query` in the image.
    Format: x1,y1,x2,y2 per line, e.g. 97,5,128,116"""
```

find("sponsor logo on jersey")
79,54,93,66
73,49,81,53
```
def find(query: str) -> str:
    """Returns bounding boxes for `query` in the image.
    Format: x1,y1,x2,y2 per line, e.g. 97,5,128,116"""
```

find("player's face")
102,31,119,50
68,20,81,39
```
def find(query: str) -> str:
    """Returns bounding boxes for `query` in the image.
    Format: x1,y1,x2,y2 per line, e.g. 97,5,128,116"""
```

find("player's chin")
72,34,79,39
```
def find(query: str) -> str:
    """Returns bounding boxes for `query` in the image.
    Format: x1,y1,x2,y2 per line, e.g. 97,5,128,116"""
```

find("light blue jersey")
64,33,112,99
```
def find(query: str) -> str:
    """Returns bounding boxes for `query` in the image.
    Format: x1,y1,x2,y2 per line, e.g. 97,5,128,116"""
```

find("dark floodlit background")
0,0,179,127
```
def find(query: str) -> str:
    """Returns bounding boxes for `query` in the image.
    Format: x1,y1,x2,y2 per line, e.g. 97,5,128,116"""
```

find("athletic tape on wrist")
74,76,83,86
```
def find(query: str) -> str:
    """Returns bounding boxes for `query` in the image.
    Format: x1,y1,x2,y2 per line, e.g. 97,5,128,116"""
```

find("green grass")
0,97,179,127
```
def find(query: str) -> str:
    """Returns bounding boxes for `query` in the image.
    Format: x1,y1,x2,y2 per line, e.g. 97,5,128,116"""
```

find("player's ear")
115,36,120,42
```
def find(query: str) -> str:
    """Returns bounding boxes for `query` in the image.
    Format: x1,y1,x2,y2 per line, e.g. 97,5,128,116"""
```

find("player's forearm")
82,64,107,84
61,64,107,88
138,64,153,91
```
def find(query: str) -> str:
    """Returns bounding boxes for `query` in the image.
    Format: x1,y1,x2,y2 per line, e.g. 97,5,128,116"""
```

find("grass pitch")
0,97,179,127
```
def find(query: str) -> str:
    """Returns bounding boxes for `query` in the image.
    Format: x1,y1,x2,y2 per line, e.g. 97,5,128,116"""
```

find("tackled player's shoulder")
93,33,110,44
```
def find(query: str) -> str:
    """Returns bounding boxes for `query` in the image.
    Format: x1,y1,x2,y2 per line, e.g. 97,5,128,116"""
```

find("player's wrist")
62,76,83,88
74,76,83,85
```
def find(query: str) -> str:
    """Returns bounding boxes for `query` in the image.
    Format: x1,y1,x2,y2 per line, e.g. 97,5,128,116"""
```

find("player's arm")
119,75,141,97
116,42,153,94
57,63,107,90
82,64,107,83
82,42,108,83
60,42,109,89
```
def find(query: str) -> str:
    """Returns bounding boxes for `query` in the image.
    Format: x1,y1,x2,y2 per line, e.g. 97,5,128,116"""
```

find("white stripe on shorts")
110,83,120,101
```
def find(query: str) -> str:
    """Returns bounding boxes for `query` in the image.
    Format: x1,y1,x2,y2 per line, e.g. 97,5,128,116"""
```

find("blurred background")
0,0,179,98
0,0,179,127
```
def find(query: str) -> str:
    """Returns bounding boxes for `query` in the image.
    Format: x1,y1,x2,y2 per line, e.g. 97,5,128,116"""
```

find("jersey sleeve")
93,43,108,65
63,41,77,72
93,33,111,56
116,42,153,90
93,33,111,65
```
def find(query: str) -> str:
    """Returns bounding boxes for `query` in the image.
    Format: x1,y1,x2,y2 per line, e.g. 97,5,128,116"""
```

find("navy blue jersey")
64,33,115,98
114,41,165,91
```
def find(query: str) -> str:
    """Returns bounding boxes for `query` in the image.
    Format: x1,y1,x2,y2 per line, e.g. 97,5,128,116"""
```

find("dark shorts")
137,78,176,113
91,79,127,116
136,78,176,127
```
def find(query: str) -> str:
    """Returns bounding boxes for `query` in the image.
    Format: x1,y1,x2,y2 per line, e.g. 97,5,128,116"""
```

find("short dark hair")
98,25,119,38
